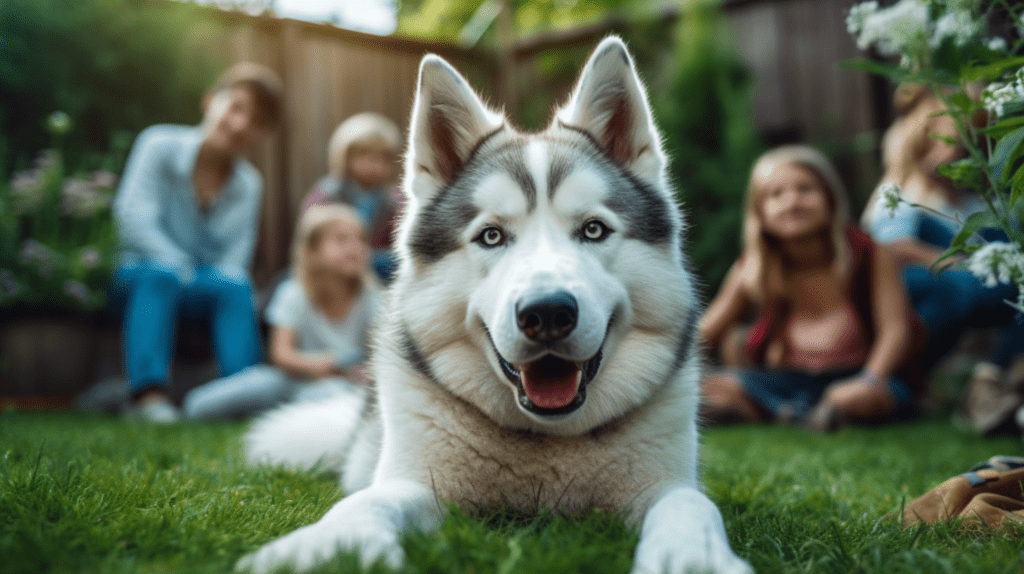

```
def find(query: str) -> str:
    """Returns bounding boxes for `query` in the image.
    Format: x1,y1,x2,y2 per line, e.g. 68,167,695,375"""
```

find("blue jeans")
111,262,262,396
737,367,915,422
904,266,1022,372
181,364,364,419
907,216,1023,370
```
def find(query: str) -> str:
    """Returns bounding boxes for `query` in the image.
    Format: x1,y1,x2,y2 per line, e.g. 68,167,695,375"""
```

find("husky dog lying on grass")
240,36,751,574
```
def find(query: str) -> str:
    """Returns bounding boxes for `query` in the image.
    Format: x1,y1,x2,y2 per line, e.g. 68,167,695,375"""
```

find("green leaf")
980,116,1024,139
1012,165,1024,212
933,36,962,78
944,210,1001,256
1007,189,1024,245
963,55,1024,82
937,158,984,190
988,126,1024,186
839,58,915,83
947,92,974,113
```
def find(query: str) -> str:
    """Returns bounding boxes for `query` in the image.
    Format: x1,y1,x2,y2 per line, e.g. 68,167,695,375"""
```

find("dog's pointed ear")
406,54,504,200
556,36,663,173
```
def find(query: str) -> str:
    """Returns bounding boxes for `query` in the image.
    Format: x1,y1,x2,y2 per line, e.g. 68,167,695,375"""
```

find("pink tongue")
521,356,580,409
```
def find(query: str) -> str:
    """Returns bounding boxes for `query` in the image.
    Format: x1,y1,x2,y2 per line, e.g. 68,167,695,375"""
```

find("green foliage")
848,0,1024,310
396,0,636,42
0,0,223,173
1,413,1022,573
0,141,121,311
652,2,764,293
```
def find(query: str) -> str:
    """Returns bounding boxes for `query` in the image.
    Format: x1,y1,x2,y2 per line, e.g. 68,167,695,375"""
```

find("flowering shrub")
847,0,1024,312
0,113,119,311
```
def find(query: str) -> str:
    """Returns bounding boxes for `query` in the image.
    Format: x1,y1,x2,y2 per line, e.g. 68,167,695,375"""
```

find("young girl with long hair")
182,204,379,419
701,145,922,430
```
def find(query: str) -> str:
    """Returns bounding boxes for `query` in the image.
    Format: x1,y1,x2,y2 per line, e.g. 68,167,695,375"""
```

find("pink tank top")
782,303,870,372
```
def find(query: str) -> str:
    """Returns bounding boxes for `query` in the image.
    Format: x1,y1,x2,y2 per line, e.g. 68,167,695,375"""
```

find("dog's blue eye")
478,226,506,247
582,220,610,242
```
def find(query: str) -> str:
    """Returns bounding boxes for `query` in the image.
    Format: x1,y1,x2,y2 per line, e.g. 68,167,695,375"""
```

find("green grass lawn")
1,412,1022,574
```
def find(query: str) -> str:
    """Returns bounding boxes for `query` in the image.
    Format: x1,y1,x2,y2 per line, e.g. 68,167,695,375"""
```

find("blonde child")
302,112,403,280
700,145,923,431
183,204,379,419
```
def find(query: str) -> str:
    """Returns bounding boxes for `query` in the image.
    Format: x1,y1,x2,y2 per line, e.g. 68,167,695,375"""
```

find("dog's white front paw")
236,516,403,574
632,531,752,574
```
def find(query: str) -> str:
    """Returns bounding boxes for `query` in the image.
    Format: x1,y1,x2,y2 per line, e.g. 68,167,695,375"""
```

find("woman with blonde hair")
701,145,923,430
302,112,403,280
862,84,1024,433
183,204,380,419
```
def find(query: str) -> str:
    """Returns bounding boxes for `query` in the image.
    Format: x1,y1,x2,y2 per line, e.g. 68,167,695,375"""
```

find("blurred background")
0,0,889,293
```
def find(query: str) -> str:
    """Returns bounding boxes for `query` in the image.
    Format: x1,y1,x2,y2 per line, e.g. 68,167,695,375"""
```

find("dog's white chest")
387,394,684,518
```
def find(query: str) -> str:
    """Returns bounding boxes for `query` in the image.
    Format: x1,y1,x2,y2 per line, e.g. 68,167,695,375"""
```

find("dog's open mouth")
497,350,602,416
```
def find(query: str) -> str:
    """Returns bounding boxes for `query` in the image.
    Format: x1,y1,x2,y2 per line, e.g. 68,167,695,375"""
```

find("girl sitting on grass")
183,204,379,419
700,145,923,431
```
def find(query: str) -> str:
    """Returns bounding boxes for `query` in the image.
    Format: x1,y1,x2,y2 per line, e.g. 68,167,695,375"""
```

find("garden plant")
847,0,1024,311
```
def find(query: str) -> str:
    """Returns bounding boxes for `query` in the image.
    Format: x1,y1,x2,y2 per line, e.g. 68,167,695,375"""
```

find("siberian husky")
239,37,750,574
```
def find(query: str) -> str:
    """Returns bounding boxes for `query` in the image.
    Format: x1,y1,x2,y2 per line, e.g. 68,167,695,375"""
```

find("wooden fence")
191,0,880,287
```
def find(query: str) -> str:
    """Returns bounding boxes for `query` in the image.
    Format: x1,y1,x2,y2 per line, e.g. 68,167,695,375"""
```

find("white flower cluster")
931,8,983,47
847,0,983,64
983,68,1024,118
966,242,1024,311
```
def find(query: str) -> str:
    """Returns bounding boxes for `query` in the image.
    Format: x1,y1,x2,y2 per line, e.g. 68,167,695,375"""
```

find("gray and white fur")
240,36,751,574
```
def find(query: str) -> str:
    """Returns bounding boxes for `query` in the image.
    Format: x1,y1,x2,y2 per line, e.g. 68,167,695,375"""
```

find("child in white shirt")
183,204,379,419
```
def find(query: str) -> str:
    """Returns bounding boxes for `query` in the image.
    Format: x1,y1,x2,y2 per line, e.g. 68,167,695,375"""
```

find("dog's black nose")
517,292,578,343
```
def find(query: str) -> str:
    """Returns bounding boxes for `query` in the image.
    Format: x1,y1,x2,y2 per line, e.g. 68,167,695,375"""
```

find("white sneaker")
127,395,181,424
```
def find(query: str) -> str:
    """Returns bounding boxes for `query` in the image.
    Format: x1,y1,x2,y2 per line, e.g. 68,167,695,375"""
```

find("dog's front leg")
237,478,442,574
632,484,752,574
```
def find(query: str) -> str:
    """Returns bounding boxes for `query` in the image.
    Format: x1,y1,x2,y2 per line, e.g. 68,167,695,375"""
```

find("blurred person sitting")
110,62,283,423
301,112,403,282
182,204,379,420
861,84,1024,432
701,145,924,431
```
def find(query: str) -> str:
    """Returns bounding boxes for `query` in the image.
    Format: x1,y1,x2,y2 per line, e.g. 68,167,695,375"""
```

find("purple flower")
34,149,60,171
63,279,92,305
91,170,118,189
20,239,60,278
62,178,110,217
9,170,45,214
78,247,101,269
0,269,21,297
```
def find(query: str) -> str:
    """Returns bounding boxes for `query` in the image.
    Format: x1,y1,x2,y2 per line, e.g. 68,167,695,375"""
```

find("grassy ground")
1,412,1022,574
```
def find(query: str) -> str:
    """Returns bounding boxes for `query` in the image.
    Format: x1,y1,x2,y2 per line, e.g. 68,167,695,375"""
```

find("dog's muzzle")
485,290,606,417
497,349,602,416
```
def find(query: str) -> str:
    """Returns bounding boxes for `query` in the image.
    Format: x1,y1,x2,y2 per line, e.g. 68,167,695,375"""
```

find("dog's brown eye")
478,226,506,247
582,220,609,242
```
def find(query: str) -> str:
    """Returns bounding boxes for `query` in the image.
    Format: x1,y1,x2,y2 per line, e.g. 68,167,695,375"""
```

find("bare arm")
888,238,949,267
864,244,912,381
269,326,340,380
700,260,753,351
